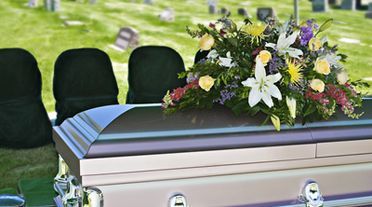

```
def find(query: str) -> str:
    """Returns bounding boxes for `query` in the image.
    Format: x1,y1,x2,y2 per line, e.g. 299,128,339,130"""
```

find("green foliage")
164,17,368,130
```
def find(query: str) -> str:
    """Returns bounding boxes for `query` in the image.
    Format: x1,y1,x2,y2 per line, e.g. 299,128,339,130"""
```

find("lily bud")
286,96,297,119
270,115,281,132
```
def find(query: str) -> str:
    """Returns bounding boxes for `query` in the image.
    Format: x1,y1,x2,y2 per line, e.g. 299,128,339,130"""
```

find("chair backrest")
53,48,119,125
0,48,52,148
126,46,187,103
194,50,209,64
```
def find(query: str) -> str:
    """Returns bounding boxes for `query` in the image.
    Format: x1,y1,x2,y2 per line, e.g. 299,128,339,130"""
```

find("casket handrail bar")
280,195,372,207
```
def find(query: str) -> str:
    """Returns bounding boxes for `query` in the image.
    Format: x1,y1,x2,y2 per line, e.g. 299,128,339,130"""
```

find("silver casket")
53,99,372,207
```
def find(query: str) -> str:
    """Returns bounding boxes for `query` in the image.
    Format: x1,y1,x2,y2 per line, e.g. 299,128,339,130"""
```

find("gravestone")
366,2,372,18
208,0,217,14
159,8,175,22
257,7,276,21
312,0,329,12
44,0,60,11
220,7,231,16
328,0,342,5
144,0,153,5
237,8,249,17
341,0,356,10
28,0,38,7
114,27,139,50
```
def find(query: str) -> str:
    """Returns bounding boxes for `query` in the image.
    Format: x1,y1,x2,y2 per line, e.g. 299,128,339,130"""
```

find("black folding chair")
194,50,209,64
0,48,52,148
53,48,119,125
126,46,186,103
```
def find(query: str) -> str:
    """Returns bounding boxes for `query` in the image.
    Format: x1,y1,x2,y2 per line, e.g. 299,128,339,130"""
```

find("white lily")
266,31,303,59
241,59,282,108
207,49,219,60
219,51,236,68
324,53,342,69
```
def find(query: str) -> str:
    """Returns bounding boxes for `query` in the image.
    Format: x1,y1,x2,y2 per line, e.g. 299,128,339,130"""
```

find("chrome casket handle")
169,194,188,207
299,180,324,207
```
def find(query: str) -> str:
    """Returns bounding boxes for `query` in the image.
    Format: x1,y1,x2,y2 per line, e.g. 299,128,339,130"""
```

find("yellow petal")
314,59,330,75
308,37,322,51
199,34,215,51
199,75,215,92
310,79,325,93
258,50,272,65
337,71,349,85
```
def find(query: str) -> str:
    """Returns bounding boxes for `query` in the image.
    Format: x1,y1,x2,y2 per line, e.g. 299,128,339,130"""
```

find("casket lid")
53,99,372,159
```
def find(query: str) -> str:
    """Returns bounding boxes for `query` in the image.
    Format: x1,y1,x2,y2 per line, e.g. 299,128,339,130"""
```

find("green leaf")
227,38,238,47
317,18,333,34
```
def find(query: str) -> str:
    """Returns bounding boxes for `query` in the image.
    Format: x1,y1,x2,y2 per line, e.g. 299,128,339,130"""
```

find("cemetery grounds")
0,0,372,190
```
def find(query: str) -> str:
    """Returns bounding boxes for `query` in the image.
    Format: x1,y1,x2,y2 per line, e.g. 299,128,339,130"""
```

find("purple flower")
268,54,284,74
299,19,317,46
300,26,313,46
214,83,238,105
186,73,199,83
215,89,236,105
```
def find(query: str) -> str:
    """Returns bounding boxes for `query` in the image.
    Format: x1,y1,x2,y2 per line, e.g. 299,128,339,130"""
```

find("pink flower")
169,80,199,102
325,84,348,106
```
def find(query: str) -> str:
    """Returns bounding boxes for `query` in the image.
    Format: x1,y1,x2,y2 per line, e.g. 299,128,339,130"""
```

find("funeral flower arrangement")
162,17,368,131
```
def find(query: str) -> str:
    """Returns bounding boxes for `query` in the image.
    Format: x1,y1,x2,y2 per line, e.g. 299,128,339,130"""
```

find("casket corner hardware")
169,193,188,207
299,179,324,207
84,187,104,207
54,155,103,207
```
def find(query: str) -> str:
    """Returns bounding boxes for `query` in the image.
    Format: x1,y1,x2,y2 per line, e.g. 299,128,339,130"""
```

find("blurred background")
0,0,371,191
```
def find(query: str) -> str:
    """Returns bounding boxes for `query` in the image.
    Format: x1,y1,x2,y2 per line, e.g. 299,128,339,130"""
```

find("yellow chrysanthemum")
243,23,267,43
286,59,303,85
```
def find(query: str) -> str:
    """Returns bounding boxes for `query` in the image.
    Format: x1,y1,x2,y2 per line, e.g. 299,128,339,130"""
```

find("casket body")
53,100,372,207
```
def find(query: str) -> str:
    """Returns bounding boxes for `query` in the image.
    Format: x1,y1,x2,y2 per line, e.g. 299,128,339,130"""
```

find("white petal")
248,88,262,107
207,50,219,59
268,84,282,100
265,43,277,49
286,31,300,46
241,78,257,87
219,57,233,67
286,47,303,59
255,58,266,80
276,33,287,49
277,31,300,51
267,73,282,84
261,92,274,108
226,51,231,58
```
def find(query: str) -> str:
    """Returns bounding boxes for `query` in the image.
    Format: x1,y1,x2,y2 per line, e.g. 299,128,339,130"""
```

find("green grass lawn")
0,0,371,190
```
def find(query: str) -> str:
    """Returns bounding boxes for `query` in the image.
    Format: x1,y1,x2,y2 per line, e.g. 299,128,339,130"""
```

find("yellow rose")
258,50,272,65
308,37,322,51
314,59,330,75
199,34,215,51
337,71,349,85
310,79,325,93
199,75,215,92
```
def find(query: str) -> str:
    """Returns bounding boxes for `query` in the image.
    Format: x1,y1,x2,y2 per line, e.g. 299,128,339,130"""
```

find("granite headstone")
312,0,329,12
115,27,140,50
208,0,217,14
220,7,231,16
237,8,249,17
29,0,38,7
144,0,153,5
159,8,175,22
341,0,356,10
366,2,372,18
257,7,276,21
